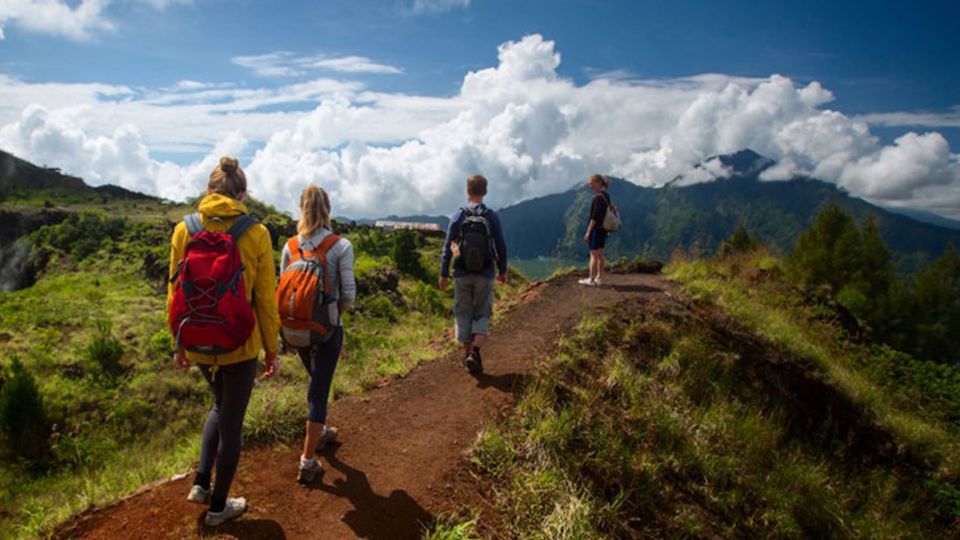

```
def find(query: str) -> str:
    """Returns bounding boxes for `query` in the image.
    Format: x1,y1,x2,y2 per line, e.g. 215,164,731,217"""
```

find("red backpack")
169,213,257,355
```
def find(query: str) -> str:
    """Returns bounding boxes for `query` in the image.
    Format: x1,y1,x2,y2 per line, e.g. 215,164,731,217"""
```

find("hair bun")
219,156,239,173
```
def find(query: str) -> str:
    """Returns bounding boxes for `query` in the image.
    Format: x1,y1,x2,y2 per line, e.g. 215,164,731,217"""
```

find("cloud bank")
0,0,187,41
1,34,959,219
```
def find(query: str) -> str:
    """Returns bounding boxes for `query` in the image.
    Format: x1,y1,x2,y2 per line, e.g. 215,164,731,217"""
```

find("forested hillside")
498,150,960,272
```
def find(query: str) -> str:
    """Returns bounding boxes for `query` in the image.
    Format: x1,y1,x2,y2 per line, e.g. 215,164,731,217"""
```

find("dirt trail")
58,272,674,540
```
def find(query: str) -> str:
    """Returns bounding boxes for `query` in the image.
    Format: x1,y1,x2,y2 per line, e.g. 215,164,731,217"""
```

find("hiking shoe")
298,459,323,485
315,426,339,453
204,497,246,527
187,485,211,505
577,277,595,286
463,352,483,375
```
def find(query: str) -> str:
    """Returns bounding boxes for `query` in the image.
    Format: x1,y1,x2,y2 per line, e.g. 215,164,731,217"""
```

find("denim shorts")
588,228,608,250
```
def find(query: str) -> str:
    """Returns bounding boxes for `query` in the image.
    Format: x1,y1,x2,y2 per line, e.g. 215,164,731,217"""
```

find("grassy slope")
0,200,527,539
443,257,960,539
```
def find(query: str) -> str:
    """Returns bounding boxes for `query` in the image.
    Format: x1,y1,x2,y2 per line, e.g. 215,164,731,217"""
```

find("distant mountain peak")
663,149,777,188
710,149,775,177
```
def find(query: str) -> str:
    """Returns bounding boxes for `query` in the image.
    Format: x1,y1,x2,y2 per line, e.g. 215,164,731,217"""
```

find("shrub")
353,229,392,257
359,294,399,321
407,282,446,315
86,320,124,377
391,230,428,280
30,211,126,261
0,357,50,466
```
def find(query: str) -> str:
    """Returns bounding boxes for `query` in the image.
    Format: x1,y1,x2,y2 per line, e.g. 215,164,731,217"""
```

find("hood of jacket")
198,193,249,218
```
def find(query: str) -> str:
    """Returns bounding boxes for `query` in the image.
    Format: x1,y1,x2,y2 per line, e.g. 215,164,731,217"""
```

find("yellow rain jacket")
167,194,281,366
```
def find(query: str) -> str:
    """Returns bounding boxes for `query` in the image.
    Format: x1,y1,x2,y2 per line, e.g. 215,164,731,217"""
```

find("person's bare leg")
589,251,599,281
597,249,605,282
463,342,472,357
471,334,485,349
302,421,325,460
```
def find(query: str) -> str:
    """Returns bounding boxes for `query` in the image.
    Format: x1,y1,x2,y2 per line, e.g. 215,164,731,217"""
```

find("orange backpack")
276,234,341,348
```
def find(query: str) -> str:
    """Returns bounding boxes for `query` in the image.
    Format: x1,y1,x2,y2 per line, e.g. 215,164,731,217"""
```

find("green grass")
470,295,959,538
422,511,481,540
667,252,960,478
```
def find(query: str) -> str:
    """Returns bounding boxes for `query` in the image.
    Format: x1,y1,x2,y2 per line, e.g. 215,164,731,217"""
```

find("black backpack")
458,206,495,273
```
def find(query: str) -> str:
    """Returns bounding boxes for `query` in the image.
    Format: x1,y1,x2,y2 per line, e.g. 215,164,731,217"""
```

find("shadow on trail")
473,371,530,394
608,283,662,294
306,443,433,540
198,517,287,539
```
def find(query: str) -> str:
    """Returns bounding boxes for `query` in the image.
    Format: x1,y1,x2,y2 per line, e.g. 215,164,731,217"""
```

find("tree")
391,230,427,280
789,202,861,291
911,243,960,363
789,205,902,341
0,357,50,466
720,222,759,255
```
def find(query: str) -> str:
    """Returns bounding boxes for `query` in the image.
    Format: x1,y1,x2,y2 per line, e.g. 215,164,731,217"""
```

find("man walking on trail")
439,175,508,375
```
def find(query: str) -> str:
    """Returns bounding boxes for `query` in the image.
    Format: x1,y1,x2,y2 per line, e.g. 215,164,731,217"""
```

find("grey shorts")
453,274,494,344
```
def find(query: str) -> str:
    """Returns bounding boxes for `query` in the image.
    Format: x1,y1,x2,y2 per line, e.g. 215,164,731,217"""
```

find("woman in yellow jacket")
167,157,280,527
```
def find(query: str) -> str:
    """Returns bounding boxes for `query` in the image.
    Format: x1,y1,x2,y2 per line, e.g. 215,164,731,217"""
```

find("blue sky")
1,0,958,217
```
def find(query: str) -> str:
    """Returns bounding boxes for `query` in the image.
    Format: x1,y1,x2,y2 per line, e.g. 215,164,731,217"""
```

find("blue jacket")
440,203,508,279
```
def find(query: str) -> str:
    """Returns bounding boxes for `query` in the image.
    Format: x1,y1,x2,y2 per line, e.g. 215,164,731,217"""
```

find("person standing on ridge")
277,184,356,485
580,174,614,287
168,157,281,527
439,174,508,375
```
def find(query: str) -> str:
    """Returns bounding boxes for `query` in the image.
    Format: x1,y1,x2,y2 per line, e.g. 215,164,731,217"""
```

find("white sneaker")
594,278,604,287
298,458,323,485
187,485,211,505
315,426,339,452
578,278,595,286
204,497,247,527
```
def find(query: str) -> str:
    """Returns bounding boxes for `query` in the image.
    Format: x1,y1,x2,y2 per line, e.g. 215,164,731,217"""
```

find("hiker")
168,157,281,527
580,174,615,286
278,184,356,485
439,174,508,375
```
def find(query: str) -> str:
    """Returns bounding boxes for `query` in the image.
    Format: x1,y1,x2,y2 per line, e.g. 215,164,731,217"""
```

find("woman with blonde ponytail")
279,184,356,484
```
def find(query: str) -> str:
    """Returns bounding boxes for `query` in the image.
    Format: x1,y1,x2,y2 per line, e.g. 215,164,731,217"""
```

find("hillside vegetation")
0,189,527,538
435,207,960,539
498,150,960,273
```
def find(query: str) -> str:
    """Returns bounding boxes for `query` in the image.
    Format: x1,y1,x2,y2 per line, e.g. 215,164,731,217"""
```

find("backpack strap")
461,204,487,217
286,236,302,262
291,234,341,296
184,213,204,236
227,215,258,243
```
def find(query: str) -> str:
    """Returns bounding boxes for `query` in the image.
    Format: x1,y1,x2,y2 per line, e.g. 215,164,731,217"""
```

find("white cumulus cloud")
1,33,959,220
0,0,188,41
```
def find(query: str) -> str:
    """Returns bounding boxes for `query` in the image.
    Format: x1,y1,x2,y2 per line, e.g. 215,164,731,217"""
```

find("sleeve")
490,211,508,276
253,226,281,355
280,240,291,273
440,210,460,278
166,222,188,313
589,195,607,224
338,241,357,307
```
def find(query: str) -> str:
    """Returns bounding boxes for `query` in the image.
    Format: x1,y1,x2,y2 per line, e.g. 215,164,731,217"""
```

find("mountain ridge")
0,150,157,203
497,150,960,271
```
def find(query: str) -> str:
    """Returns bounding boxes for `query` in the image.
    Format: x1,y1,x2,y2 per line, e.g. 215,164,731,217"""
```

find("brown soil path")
57,272,673,540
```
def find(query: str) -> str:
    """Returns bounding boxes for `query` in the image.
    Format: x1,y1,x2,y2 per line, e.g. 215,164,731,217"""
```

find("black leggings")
297,327,344,424
195,359,257,512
